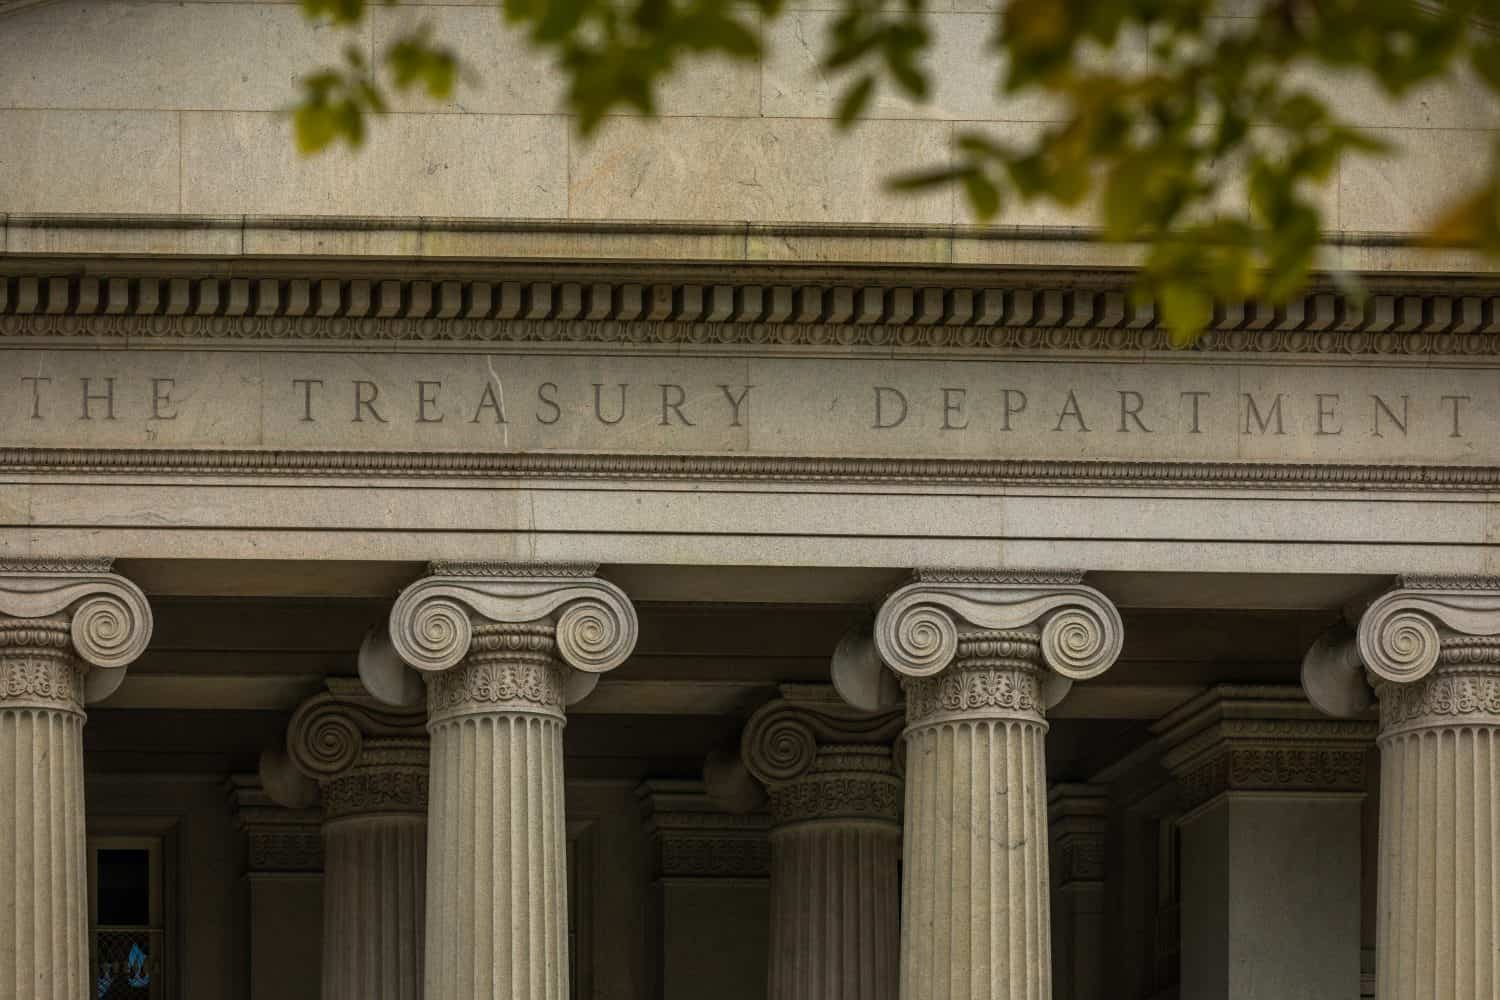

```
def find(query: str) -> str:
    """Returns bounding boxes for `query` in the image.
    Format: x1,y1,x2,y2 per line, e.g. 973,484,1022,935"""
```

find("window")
89,837,166,1000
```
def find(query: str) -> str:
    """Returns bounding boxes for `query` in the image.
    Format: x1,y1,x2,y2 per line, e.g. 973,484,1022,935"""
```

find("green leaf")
962,170,1002,219
1159,281,1213,347
835,76,875,127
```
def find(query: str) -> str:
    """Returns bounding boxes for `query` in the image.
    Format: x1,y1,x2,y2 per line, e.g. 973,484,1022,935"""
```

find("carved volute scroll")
387,562,638,694
278,679,429,820
0,558,154,706
870,569,1128,704
739,686,905,826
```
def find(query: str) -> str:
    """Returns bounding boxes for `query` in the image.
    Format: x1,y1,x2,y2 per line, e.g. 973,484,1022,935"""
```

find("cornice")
4,271,1500,358
4,447,1500,494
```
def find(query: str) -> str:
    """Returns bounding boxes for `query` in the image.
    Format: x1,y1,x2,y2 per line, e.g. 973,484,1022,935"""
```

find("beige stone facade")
2,2,1499,997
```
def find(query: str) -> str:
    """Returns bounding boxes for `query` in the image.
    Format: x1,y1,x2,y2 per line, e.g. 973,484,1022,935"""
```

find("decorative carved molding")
7,273,1500,358
1154,686,1375,815
638,780,771,879
0,559,153,672
388,565,637,676
873,572,1123,682
1378,663,1500,738
228,776,324,874
0,617,84,713
904,655,1047,728
1049,784,1108,888
10,447,1500,494
425,636,569,724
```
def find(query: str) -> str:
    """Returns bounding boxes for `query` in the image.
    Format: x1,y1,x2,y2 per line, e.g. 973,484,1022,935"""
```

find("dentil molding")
6,272,1500,358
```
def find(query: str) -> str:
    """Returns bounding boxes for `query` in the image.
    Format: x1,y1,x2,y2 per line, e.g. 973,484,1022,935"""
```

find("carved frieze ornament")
0,558,153,705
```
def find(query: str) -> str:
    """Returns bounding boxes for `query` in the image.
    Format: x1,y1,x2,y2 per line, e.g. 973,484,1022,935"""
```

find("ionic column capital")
0,558,153,706
387,562,638,675
268,680,428,820
873,569,1123,685
738,687,903,826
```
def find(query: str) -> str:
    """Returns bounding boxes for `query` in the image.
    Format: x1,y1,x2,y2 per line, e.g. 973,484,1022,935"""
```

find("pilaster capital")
1153,685,1375,816
272,680,428,820
387,562,638,676
737,686,904,827
1048,784,1108,888
228,775,324,874
0,558,153,705
638,780,771,880
872,569,1123,682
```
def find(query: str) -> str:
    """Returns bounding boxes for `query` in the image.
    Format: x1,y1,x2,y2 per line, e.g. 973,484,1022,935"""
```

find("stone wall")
0,0,1495,235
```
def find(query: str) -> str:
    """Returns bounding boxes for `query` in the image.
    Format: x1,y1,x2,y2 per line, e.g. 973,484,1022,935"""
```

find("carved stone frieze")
873,572,1122,686
8,272,1500,359
228,776,324,874
424,642,569,724
638,780,771,879
1155,686,1376,815
903,654,1047,728
14,448,1500,494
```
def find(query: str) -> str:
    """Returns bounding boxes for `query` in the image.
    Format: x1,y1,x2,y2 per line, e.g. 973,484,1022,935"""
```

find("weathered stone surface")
0,110,179,214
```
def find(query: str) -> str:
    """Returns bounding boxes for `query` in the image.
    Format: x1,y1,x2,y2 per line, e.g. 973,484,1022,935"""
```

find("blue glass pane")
95,933,153,1000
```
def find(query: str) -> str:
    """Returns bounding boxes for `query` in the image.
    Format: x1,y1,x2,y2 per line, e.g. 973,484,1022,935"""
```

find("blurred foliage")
293,0,1500,343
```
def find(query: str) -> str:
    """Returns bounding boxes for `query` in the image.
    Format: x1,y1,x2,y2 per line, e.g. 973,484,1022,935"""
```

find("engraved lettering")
292,378,324,422
1180,391,1209,434
719,384,753,428
352,380,388,424
80,377,115,421
20,376,49,419
1241,393,1286,435
941,388,969,431
1054,390,1091,432
1443,394,1471,438
1117,390,1151,433
536,382,561,425
873,386,908,429
1371,394,1408,437
150,378,178,420
416,380,444,423
659,384,696,427
1000,389,1027,432
471,382,508,424
1315,393,1341,436
593,383,627,426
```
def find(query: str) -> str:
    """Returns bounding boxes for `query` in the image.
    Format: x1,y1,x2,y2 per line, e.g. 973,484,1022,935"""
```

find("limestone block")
180,112,569,217
0,110,179,214
0,1,360,112
1339,127,1494,234
568,117,954,224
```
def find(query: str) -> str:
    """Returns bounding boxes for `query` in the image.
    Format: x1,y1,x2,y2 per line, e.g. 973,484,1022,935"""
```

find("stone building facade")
2,1,1499,998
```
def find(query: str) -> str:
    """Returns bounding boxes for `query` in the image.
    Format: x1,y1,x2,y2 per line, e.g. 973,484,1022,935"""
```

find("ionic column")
1154,685,1374,1000
0,559,153,1000
728,686,904,1000
384,563,638,1000
1307,577,1500,1000
263,679,429,1000
871,570,1123,1000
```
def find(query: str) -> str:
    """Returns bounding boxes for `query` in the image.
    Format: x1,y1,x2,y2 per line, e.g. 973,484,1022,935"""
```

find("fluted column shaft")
425,622,571,1000
765,746,902,1000
0,618,88,1000
320,746,428,1000
1376,658,1500,999
900,629,1052,1000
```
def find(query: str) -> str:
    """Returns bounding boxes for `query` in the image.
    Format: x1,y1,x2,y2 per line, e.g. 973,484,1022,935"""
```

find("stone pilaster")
387,563,637,1000
736,686,903,1000
1314,577,1500,1000
1155,685,1374,1000
873,570,1123,1000
273,679,428,1000
1048,784,1108,1000
0,559,152,1000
